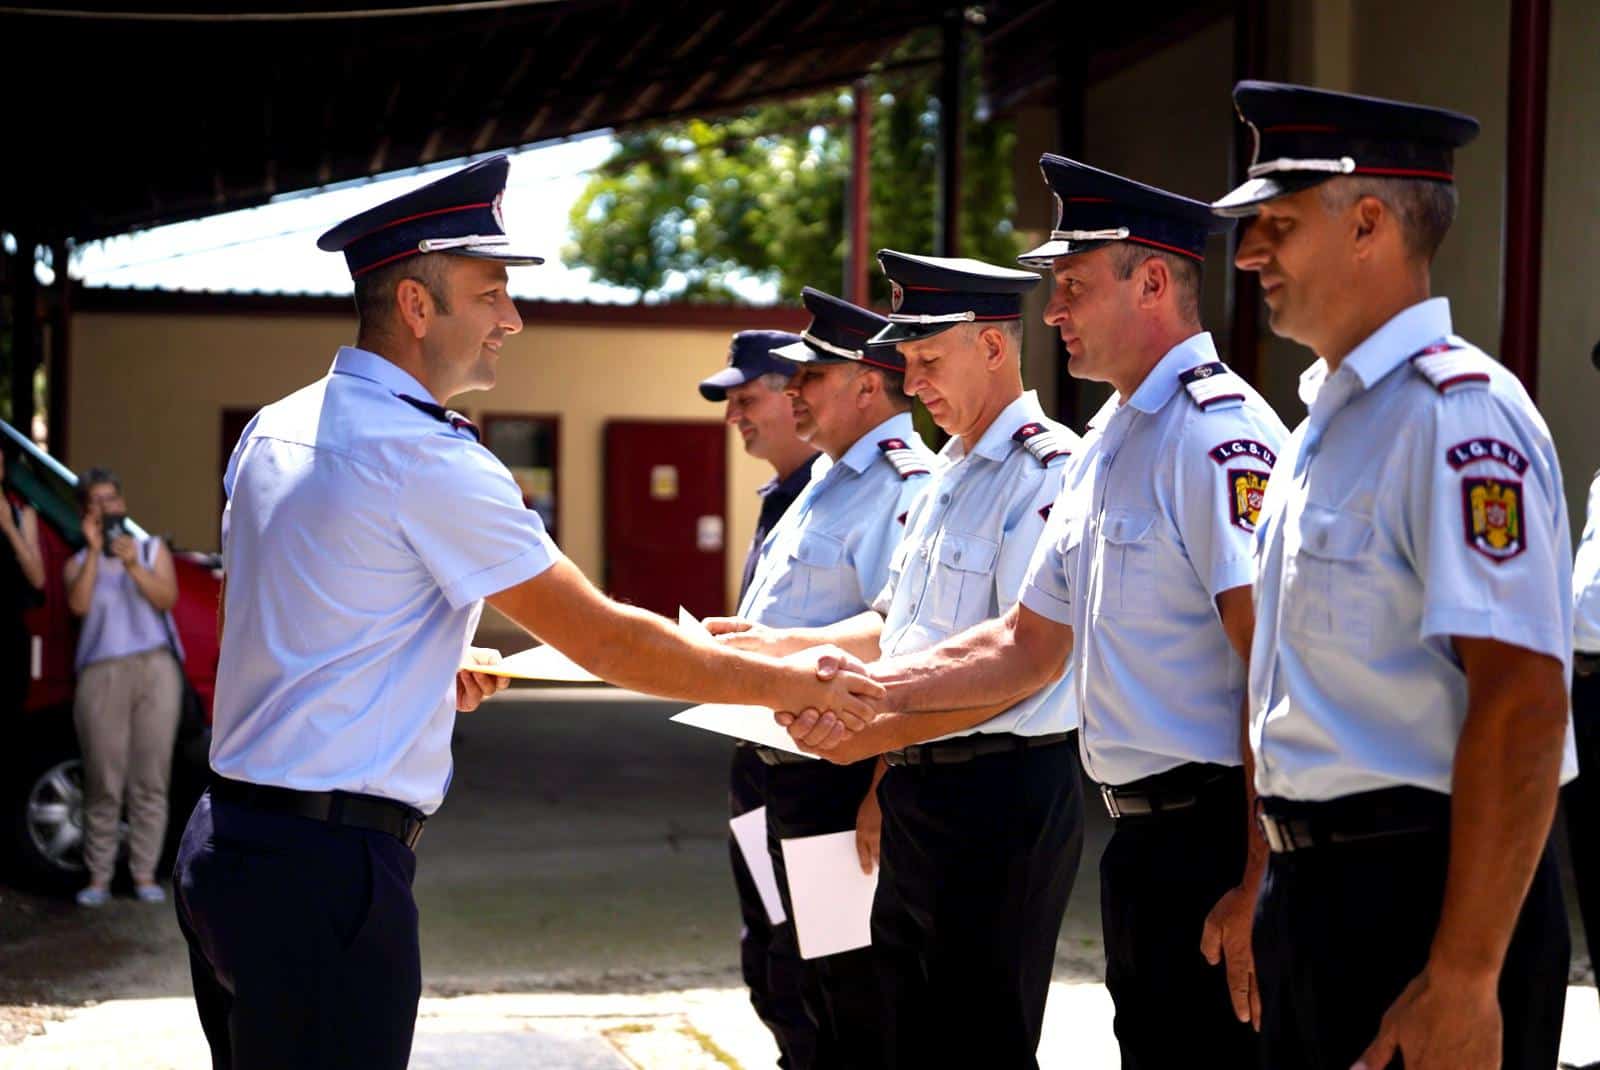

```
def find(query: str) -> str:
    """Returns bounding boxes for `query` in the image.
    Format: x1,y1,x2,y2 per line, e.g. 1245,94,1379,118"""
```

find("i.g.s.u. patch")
1461,477,1524,562
1229,469,1269,532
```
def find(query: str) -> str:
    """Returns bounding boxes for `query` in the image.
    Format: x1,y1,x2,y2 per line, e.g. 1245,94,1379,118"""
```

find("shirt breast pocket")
927,532,999,631
1099,507,1163,616
1284,507,1378,652
785,531,849,613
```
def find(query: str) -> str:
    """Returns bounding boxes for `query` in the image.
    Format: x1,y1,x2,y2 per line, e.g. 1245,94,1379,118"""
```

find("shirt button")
939,494,950,504
953,550,963,562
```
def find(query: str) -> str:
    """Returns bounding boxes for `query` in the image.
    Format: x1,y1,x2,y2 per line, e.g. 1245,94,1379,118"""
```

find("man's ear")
1139,255,1169,310
1351,195,1386,260
979,325,1008,370
395,277,434,340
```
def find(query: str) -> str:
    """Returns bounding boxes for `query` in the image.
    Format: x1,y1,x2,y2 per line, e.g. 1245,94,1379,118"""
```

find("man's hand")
855,788,881,875
456,647,509,712
710,618,787,654
1351,966,1500,1070
775,644,883,729
1200,883,1262,1030
776,708,894,763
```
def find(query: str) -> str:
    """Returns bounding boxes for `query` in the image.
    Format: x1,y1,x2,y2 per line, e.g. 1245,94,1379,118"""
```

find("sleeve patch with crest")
1209,439,1277,468
1462,477,1524,562
1229,469,1269,532
1445,437,1528,475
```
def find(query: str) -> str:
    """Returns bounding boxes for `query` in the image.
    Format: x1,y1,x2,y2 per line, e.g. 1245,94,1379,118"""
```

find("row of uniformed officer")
698,330,820,1068
719,251,1083,1068
171,156,889,1070
782,79,1579,1070
710,288,937,1068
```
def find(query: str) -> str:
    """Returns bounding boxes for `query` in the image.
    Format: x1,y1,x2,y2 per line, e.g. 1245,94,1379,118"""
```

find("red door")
603,421,726,619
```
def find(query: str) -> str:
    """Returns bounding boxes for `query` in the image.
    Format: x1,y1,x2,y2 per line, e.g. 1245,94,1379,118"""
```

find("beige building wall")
68,308,787,614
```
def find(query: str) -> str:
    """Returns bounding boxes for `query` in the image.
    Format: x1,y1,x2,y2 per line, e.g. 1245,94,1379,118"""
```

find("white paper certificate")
729,807,786,925
780,830,878,959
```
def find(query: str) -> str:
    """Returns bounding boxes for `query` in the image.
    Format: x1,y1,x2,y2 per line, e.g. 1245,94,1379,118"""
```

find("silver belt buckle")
1100,783,1122,820
1258,812,1288,853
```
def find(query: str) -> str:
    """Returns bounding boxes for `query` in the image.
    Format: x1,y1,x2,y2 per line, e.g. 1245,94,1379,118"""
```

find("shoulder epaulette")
877,437,931,480
1011,421,1072,467
1178,362,1246,411
1409,344,1491,394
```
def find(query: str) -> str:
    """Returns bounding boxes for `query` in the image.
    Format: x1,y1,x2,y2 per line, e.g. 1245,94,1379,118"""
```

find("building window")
480,414,561,544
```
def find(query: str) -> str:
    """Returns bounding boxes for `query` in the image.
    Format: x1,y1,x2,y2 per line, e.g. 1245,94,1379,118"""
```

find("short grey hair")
1319,175,1458,262
1108,242,1202,324
353,252,454,327
757,371,792,392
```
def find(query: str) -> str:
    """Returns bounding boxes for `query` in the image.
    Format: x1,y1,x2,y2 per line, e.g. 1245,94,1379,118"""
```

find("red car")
0,421,220,892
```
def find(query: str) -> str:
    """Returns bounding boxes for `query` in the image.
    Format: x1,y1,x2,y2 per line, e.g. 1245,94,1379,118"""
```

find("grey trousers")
74,647,182,885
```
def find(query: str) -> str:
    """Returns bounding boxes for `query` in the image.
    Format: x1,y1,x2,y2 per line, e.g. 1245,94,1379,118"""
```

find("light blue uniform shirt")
876,390,1081,739
1574,469,1600,654
211,346,559,814
1249,299,1577,801
1020,333,1287,785
740,412,936,628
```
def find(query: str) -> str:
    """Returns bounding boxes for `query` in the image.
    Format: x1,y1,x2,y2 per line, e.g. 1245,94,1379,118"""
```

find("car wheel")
6,732,91,893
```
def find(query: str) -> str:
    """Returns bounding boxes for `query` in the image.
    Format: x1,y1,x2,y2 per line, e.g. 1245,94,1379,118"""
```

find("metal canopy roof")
1,0,945,243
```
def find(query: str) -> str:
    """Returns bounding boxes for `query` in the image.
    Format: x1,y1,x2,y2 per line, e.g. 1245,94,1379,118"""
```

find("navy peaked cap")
869,250,1041,345
698,330,802,401
771,288,903,372
1213,81,1480,216
1019,155,1231,268
316,155,544,278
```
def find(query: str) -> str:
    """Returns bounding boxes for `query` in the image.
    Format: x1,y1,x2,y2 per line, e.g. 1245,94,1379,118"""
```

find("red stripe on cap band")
1066,196,1113,203
1127,235,1207,263
351,201,494,245
351,246,424,277
1352,166,1455,181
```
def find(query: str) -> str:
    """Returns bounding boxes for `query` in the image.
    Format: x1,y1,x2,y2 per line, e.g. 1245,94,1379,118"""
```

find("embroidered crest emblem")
890,280,904,314
1229,469,1268,532
1462,477,1524,561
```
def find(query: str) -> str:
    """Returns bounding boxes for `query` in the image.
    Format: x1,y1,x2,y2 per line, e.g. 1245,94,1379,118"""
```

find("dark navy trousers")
728,744,814,1068
173,790,423,1070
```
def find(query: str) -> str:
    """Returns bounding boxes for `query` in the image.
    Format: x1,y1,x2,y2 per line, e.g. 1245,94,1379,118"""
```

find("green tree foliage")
565,40,1023,304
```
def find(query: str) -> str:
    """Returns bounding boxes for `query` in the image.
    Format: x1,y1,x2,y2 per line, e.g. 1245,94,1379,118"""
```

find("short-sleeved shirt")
71,534,176,672
739,411,936,629
1574,469,1600,655
738,455,821,602
211,346,560,814
1249,298,1577,801
876,390,1081,740
1020,332,1287,785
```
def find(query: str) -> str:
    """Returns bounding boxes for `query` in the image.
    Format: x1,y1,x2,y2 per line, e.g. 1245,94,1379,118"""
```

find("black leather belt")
754,746,813,766
884,731,1072,768
1257,786,1448,855
1576,651,1600,677
1100,762,1240,820
210,775,427,850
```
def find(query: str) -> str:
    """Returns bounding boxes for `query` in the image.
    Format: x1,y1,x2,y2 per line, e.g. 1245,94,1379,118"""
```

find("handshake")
709,617,894,759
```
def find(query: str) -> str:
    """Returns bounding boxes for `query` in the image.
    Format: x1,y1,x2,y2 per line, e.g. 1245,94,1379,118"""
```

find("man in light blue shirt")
714,286,935,1070
1215,82,1573,1070
171,155,885,1070
739,252,1082,1069
827,157,1282,1067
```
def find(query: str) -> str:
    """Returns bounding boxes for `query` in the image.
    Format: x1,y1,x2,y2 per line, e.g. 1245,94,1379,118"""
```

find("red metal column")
1227,0,1267,387
935,12,964,258
848,78,872,306
1500,0,1550,397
